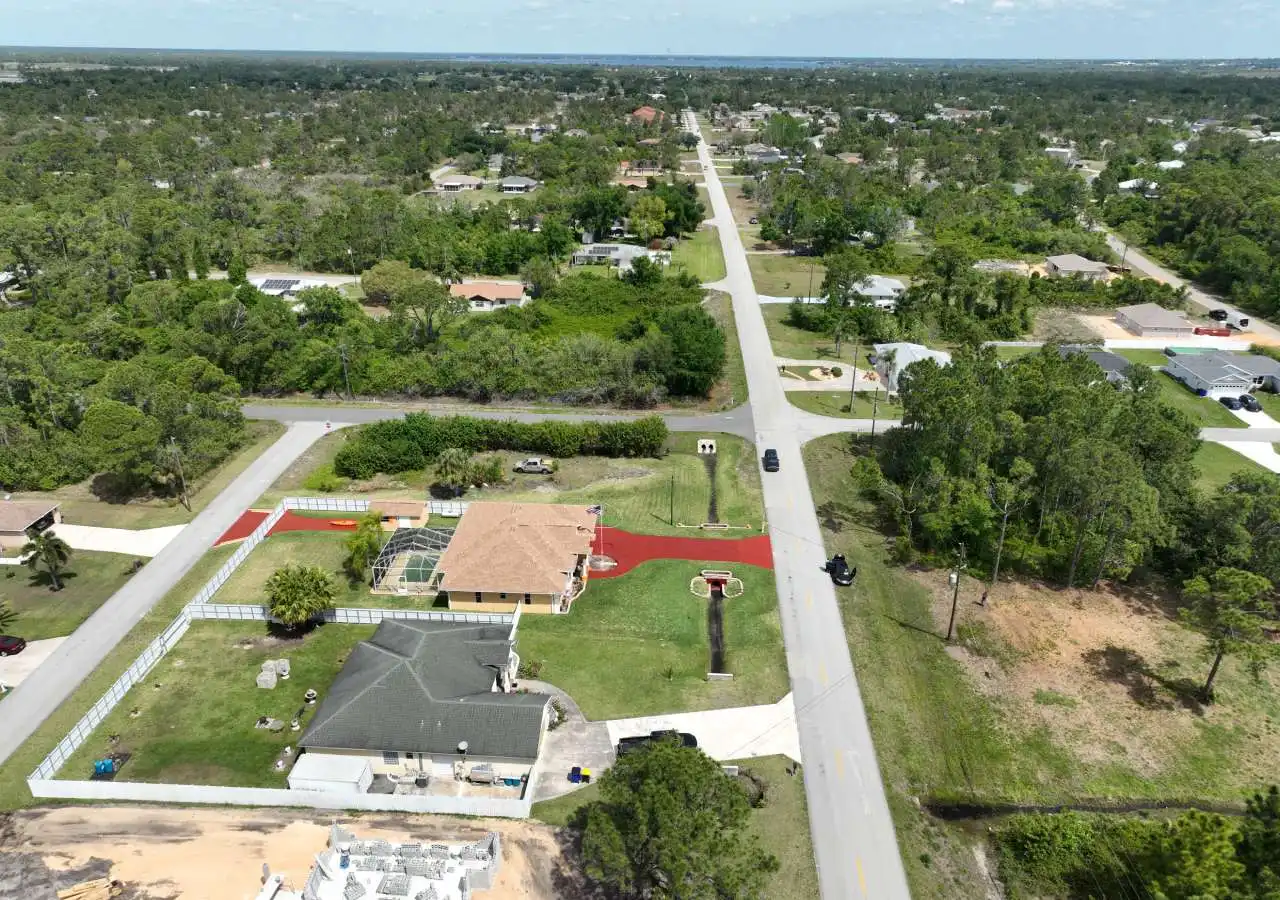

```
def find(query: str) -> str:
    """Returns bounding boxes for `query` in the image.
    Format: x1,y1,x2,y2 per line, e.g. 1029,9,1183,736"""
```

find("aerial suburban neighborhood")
0,39,1279,900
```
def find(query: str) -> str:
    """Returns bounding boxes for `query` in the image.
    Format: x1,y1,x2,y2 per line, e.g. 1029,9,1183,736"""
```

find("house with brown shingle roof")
448,280,529,312
0,500,61,551
434,502,597,614
630,106,664,125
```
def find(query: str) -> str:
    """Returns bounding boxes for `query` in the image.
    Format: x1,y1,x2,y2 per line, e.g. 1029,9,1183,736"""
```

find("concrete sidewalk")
51,523,186,557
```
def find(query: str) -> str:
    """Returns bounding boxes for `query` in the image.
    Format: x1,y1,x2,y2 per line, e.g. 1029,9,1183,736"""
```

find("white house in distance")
1115,303,1197,338
853,275,907,311
250,276,328,298
1044,146,1077,165
1045,253,1110,281
499,175,539,195
448,280,529,312
434,173,484,192
872,342,952,392
571,243,671,273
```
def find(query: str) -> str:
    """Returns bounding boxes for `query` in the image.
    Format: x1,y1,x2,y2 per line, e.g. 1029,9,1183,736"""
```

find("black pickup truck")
616,730,698,756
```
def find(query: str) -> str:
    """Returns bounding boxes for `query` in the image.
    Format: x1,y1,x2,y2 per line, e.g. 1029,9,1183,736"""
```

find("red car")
0,636,26,657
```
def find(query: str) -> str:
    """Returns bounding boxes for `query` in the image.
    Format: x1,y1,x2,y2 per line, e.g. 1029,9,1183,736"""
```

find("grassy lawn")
518,560,787,720
761,304,865,364
803,434,1280,898
991,345,1037,361
671,226,726,283
748,254,825,297
1114,348,1170,367
59,620,375,786
1154,372,1247,428
1254,390,1280,420
530,754,817,900
703,291,749,411
260,432,766,537
0,542,237,809
787,391,901,420
1192,441,1271,490
8,420,285,529
4,551,145,641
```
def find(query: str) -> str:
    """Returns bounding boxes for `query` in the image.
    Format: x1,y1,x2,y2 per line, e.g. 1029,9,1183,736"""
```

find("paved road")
243,402,756,441
688,109,911,900
0,423,332,768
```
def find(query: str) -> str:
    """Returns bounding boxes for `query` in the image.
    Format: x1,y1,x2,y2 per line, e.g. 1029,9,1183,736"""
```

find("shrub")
334,414,668,478
302,464,343,492
830,366,844,378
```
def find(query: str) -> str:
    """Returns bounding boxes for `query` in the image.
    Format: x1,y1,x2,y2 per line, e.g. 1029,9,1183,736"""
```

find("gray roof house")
299,620,549,762
499,175,539,194
1114,303,1196,338
1166,351,1280,399
1045,253,1109,281
1059,346,1134,384
853,275,907,310
571,243,671,272
872,342,952,392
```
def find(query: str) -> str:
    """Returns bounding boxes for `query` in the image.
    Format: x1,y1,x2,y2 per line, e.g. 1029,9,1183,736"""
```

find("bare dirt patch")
0,806,567,900
912,570,1280,785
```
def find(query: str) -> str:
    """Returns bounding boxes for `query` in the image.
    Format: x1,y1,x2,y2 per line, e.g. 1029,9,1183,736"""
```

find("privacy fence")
28,496,530,817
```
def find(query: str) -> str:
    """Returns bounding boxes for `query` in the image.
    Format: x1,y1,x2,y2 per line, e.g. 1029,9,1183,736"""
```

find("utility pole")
848,336,862,413
871,392,879,437
946,542,967,643
669,474,675,526
170,437,190,511
337,344,353,400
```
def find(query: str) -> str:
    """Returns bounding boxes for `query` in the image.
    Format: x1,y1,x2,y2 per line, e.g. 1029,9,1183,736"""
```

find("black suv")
1209,308,1230,321
762,448,780,472
1219,396,1244,411
1240,394,1263,412
616,730,698,756
824,554,857,586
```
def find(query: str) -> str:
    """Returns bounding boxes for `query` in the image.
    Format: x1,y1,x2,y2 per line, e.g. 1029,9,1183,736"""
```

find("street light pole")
946,542,967,643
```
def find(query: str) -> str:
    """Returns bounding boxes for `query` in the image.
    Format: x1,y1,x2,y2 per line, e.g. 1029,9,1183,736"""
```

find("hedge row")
333,414,670,478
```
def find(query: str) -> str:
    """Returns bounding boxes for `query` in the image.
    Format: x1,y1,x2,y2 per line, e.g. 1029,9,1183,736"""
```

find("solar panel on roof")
260,278,301,292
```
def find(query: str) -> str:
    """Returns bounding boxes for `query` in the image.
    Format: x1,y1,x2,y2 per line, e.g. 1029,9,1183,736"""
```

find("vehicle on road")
1226,310,1251,330
1240,394,1263,412
762,448,780,472
749,216,759,224
616,730,698,756
513,457,554,474
1219,396,1244,410
1209,308,1230,321
0,636,26,657
824,554,857,586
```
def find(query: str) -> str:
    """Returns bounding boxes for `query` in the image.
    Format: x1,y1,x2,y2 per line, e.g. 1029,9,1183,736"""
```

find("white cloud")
992,0,1015,8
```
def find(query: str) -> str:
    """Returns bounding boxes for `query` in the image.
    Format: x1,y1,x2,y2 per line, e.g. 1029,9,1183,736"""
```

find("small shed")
287,752,373,794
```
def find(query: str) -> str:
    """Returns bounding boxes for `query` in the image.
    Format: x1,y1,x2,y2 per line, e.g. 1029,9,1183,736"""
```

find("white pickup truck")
513,457,554,474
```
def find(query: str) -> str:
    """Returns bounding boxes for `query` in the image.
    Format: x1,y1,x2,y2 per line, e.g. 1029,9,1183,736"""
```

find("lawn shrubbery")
334,414,669,478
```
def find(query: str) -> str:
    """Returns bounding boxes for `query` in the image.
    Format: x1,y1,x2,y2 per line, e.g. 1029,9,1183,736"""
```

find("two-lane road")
688,110,911,900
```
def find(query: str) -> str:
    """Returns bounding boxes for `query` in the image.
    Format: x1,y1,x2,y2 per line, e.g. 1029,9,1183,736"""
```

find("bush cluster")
334,414,669,478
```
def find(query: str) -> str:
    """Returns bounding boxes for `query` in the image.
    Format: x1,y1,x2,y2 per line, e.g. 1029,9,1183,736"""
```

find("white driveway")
606,694,800,763
51,523,186,557
1214,407,1280,473
0,638,66,688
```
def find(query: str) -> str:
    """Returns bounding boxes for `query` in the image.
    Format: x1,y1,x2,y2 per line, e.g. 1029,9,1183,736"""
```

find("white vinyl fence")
28,496,515,814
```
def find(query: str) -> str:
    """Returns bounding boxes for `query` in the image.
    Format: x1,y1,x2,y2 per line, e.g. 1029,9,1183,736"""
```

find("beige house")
434,173,484,192
297,620,550,785
1045,253,1109,281
449,280,529,312
434,502,597,614
0,500,61,551
368,499,426,529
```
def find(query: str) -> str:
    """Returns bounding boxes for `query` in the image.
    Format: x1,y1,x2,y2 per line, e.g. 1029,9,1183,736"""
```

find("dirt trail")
0,806,565,900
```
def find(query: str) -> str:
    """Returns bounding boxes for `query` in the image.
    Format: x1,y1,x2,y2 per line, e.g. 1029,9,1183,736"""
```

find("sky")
5,0,1280,60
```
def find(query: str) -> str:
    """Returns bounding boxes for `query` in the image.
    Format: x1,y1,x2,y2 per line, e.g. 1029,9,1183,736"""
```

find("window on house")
523,593,532,605
499,592,507,600
382,751,399,765
475,591,482,603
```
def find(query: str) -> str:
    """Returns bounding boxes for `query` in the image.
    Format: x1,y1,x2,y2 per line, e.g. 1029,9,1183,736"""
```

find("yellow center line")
805,590,813,609
819,662,828,686
856,857,868,896
834,750,845,780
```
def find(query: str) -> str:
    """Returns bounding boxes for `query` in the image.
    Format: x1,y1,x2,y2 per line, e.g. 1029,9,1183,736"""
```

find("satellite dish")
457,740,469,755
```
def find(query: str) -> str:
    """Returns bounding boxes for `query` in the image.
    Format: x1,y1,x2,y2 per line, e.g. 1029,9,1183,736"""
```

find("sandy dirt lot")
0,806,569,900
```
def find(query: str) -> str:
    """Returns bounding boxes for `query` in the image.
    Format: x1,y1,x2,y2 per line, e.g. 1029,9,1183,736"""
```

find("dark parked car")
1209,309,1230,321
0,636,26,657
749,216,759,225
616,730,698,756
762,448,780,472
824,554,857,586
1219,396,1243,411
1240,394,1263,412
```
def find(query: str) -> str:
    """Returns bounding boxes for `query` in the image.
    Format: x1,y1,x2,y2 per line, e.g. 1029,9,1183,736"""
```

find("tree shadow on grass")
1082,644,1205,716
25,569,79,592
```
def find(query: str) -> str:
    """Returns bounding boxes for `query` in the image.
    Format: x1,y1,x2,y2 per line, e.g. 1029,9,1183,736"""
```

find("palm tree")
0,599,15,633
265,565,336,629
433,448,474,497
23,531,72,591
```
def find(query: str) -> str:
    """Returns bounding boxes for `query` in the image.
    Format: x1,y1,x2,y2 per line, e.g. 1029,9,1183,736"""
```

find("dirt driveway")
0,806,571,900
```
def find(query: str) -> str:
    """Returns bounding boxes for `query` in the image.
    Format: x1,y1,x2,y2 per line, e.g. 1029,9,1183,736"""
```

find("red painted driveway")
590,526,772,578
216,509,358,545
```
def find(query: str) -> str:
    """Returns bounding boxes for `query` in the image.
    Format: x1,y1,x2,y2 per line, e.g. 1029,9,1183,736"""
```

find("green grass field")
702,292,749,411
1114,348,1170,367
5,551,145,641
260,432,766,537
761,304,864,363
1192,441,1270,490
747,254,825,297
672,226,727,283
530,754,818,900
518,560,787,720
991,345,1037,361
8,420,284,529
59,620,375,786
1154,372,1247,428
786,391,902,420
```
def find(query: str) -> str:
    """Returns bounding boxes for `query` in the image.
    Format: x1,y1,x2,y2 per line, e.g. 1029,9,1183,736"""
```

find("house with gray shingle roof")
298,620,550,782
1166,351,1280,399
